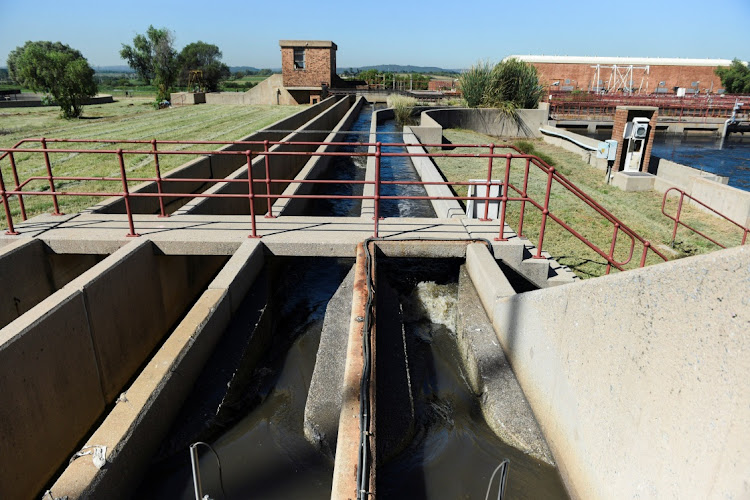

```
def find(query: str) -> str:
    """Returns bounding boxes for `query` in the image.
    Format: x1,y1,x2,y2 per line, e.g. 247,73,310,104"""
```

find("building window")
691,81,699,87
293,48,305,70
659,81,666,86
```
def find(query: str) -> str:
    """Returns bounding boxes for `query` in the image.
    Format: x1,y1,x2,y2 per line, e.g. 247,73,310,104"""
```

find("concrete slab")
304,265,356,457
456,266,554,465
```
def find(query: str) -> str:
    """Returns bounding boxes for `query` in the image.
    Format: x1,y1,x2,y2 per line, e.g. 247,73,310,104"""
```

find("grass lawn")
432,129,745,278
0,98,304,223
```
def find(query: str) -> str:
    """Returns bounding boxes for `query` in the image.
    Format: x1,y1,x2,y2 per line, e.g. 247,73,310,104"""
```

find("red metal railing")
548,93,750,121
0,137,669,273
662,187,749,248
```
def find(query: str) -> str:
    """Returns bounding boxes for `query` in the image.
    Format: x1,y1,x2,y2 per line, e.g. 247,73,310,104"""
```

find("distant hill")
93,66,134,73
339,65,460,74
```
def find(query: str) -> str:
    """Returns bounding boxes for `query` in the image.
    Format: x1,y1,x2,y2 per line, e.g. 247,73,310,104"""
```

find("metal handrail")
661,187,749,248
0,138,669,273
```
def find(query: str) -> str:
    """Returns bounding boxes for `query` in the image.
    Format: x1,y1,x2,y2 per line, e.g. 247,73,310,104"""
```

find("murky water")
135,257,353,500
306,105,373,217
377,260,569,499
377,118,437,218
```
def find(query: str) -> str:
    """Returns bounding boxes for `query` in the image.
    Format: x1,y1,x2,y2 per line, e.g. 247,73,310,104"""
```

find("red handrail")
662,187,749,248
0,138,670,274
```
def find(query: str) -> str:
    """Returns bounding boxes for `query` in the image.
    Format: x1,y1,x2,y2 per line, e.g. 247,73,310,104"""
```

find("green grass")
0,98,304,223
431,129,744,278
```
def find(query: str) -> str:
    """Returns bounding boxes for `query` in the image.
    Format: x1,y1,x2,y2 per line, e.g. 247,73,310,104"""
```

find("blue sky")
1,0,749,69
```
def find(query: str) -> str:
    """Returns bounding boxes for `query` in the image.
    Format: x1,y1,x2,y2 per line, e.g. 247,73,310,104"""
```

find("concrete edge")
465,243,516,313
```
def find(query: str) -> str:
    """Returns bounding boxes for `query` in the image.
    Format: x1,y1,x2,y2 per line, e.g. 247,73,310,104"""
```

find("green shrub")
387,95,417,125
459,58,543,110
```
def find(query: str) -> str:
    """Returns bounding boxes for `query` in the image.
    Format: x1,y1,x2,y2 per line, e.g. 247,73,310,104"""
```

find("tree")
715,59,750,93
120,26,177,101
7,41,97,118
177,41,230,92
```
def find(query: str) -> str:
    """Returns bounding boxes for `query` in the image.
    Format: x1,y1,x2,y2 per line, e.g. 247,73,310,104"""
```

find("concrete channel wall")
0,239,102,329
93,97,341,215
48,240,265,499
180,95,356,216
275,96,367,215
0,239,227,499
470,243,750,499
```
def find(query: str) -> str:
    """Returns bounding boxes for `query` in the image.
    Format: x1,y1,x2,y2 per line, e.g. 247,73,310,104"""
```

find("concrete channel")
1,99,747,500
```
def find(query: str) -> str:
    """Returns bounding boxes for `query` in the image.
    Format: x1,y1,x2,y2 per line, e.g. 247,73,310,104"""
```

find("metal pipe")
189,444,203,500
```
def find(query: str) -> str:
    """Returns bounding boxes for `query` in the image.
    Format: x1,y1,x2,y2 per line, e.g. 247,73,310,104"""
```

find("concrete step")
303,265,356,458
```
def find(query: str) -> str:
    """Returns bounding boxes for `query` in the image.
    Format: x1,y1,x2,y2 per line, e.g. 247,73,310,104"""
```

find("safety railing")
662,187,749,248
0,137,669,273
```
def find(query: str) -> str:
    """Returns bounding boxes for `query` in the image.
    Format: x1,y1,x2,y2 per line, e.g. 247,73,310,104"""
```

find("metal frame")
0,137,670,273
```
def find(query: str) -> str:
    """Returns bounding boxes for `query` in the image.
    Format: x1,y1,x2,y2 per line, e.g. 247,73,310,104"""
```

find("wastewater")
376,259,569,499
135,257,354,500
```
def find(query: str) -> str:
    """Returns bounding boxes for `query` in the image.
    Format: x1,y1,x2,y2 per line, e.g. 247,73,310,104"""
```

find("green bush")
459,58,543,110
387,95,417,125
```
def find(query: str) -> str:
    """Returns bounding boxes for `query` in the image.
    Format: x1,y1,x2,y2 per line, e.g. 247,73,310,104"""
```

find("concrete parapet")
456,266,553,464
418,107,548,140
539,125,607,170
487,245,750,499
47,240,265,499
403,126,464,218
611,171,655,192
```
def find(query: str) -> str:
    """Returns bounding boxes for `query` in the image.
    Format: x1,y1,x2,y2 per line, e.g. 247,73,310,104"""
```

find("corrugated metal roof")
504,55,739,67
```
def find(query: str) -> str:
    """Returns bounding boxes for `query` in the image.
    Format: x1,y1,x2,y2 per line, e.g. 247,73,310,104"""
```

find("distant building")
279,40,338,104
506,56,732,95
428,79,458,92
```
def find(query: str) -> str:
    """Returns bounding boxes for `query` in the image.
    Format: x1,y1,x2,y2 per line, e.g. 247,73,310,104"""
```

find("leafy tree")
7,41,97,118
715,59,750,93
177,41,230,92
120,26,177,101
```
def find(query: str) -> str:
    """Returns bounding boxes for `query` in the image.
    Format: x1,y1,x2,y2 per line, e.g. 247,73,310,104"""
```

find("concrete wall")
0,239,226,499
403,125,464,218
0,239,102,329
205,74,298,106
480,245,750,499
539,125,607,169
48,241,265,499
0,94,114,109
92,96,339,215
412,107,549,144
276,96,367,216
182,95,355,215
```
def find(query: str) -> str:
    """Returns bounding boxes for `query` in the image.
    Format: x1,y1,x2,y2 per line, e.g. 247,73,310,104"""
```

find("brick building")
279,40,338,104
506,56,732,95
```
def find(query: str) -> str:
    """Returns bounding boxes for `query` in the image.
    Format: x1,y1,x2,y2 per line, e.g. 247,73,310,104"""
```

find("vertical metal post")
117,149,139,237
670,193,684,247
263,140,275,218
0,162,19,235
373,142,381,238
517,158,530,237
495,154,512,242
640,241,651,267
246,150,260,238
605,223,620,275
480,144,494,221
151,140,168,217
742,229,747,246
189,444,203,500
534,167,555,258
41,138,62,215
8,152,26,221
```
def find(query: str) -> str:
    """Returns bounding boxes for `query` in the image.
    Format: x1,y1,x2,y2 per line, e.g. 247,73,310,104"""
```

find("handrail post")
151,139,168,217
534,166,555,258
517,158,530,237
495,153,512,241
8,152,27,221
605,223,620,275
0,161,19,235
263,140,275,218
41,137,63,215
640,241,651,267
480,144,494,221
373,142,381,238
246,150,260,238
117,149,139,237
670,192,684,247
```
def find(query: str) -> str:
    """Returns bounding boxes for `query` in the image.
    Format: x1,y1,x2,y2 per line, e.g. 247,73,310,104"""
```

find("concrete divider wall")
184,95,356,215
483,245,750,499
49,241,265,499
276,96,367,216
539,125,607,169
0,239,103,329
413,107,549,145
403,125,464,218
0,239,227,499
93,96,341,215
